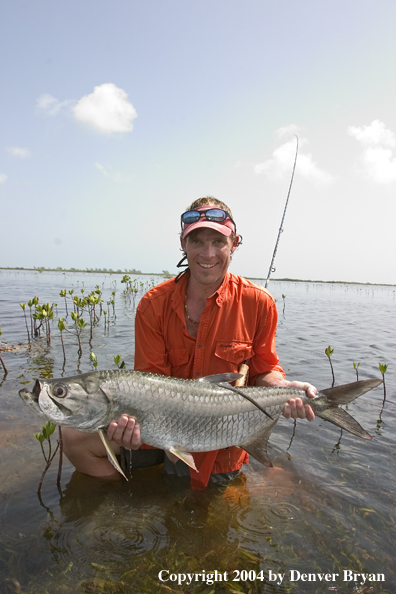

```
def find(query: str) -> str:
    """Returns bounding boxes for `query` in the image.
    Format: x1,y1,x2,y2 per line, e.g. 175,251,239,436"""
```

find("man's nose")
201,243,215,257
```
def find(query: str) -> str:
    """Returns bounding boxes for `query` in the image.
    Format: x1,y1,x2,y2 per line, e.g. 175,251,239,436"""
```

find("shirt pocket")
215,340,254,365
167,346,190,369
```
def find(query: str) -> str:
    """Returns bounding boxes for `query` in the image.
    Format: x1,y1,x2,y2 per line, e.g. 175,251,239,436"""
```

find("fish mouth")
32,379,41,403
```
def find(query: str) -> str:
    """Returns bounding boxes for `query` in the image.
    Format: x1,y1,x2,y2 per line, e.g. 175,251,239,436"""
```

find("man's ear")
231,234,241,252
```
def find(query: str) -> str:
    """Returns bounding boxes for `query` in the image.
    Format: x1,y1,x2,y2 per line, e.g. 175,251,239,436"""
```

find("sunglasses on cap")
180,208,236,231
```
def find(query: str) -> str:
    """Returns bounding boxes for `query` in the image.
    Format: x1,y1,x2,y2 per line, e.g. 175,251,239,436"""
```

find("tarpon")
19,371,381,479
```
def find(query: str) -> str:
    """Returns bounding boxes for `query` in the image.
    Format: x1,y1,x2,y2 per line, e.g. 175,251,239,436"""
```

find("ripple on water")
234,498,301,547
51,504,169,569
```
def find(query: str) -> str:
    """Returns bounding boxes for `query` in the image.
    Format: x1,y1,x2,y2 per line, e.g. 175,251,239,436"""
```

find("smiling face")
181,227,239,291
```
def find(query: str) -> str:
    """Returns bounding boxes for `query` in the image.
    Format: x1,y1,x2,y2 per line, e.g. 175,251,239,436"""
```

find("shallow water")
0,270,395,593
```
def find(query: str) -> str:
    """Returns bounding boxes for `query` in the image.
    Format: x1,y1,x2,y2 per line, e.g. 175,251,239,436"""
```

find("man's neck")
186,273,227,302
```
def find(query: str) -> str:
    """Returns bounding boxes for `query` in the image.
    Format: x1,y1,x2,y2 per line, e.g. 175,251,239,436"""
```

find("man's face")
181,228,238,288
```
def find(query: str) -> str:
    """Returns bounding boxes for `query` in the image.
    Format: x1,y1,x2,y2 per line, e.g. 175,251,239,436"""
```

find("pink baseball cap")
181,206,236,240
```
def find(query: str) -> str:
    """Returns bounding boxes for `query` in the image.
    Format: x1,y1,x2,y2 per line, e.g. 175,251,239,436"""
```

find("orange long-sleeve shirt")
134,271,285,489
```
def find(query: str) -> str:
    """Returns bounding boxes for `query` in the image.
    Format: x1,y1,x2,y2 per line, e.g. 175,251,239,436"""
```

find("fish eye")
53,384,68,398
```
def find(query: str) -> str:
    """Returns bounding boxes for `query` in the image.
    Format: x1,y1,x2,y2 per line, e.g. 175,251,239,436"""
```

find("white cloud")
36,93,72,116
95,162,121,181
95,162,109,176
255,134,334,184
7,146,30,158
348,119,396,148
74,83,137,133
0,173,7,184
348,120,396,184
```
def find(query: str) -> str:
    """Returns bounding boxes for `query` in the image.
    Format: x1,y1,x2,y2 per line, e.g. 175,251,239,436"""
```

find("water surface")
0,270,394,593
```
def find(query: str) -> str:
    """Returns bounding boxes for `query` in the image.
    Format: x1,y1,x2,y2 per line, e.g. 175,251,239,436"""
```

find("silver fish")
19,371,381,478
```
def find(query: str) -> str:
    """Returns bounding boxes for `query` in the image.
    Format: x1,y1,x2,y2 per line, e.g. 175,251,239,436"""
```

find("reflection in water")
28,345,55,379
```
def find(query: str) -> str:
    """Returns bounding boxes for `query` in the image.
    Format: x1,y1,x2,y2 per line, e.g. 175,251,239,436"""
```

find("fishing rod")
265,135,299,288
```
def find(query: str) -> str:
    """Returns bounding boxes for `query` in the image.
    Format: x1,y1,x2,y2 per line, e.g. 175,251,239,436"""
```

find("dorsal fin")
198,373,243,384
217,382,274,420
199,373,273,419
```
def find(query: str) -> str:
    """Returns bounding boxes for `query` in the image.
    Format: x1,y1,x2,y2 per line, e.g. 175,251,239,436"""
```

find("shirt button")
195,371,200,376
197,344,202,348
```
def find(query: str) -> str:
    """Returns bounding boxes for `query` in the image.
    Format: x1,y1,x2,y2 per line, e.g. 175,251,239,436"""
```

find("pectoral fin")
168,447,198,472
241,420,278,467
98,428,128,481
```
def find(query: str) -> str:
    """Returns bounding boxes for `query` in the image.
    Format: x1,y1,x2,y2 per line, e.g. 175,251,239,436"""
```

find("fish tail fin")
317,378,382,440
320,379,382,405
315,407,372,440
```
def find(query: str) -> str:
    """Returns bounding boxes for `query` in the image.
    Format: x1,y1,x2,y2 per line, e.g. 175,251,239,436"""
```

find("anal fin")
241,420,278,467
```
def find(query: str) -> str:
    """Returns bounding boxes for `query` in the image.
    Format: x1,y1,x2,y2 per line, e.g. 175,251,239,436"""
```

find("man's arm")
254,370,316,421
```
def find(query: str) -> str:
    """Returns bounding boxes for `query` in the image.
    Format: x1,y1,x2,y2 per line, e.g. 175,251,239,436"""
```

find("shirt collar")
171,270,229,308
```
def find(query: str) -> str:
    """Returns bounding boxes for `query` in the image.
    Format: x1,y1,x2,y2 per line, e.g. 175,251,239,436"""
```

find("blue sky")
1,0,395,284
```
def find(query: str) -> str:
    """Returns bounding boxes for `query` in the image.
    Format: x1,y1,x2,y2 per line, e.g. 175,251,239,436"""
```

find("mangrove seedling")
353,361,360,381
34,420,60,495
28,296,39,337
282,294,286,315
377,362,388,425
90,352,98,369
0,329,8,376
379,362,387,397
114,354,126,369
71,311,87,357
33,303,54,345
325,345,335,387
19,302,31,344
59,289,68,316
58,318,67,366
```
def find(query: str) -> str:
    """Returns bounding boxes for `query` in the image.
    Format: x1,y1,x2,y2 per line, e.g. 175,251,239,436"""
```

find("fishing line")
265,135,299,288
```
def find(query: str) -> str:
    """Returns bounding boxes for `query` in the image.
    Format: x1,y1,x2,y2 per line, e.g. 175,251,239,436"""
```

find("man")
63,197,316,488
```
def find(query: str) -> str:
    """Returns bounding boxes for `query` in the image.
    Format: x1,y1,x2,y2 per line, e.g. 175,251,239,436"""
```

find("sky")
1,0,395,285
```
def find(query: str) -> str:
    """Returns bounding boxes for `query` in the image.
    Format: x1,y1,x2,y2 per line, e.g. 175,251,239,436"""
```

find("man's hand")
281,381,316,421
107,415,142,449
254,373,317,422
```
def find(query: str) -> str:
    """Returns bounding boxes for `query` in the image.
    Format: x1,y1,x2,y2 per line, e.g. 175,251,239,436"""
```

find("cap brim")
182,219,234,239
